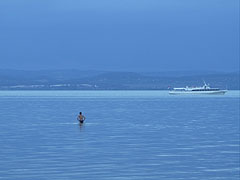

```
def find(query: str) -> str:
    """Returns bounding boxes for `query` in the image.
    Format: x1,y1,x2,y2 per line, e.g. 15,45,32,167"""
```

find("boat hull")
169,90,227,95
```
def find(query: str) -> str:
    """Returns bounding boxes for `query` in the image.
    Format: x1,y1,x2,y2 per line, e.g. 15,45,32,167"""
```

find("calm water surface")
0,91,239,180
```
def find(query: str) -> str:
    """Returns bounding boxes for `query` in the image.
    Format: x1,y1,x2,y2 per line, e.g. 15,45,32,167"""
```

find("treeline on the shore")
0,70,239,90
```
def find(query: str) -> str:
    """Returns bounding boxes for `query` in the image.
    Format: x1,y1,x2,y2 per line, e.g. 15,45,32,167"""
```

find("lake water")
0,91,239,180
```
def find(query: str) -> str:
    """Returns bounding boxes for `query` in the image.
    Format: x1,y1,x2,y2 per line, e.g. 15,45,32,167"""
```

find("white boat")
169,82,227,95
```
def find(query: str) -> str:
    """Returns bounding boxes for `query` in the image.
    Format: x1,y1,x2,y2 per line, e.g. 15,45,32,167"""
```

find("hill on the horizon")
0,70,239,90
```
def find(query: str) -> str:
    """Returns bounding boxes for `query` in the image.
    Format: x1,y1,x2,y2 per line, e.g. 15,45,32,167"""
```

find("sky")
0,0,239,72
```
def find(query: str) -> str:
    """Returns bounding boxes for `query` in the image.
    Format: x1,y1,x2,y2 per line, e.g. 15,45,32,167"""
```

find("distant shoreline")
0,89,239,91
0,70,239,90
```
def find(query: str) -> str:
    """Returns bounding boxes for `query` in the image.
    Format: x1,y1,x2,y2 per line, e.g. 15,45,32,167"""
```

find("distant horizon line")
0,68,239,73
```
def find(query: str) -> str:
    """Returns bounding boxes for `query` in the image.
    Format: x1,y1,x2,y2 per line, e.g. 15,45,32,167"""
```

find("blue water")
0,91,239,180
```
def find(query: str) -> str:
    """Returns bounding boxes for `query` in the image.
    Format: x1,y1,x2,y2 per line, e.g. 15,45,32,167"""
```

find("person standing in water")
78,112,86,123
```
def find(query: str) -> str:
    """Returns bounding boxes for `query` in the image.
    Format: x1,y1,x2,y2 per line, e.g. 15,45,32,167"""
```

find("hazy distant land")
0,70,239,90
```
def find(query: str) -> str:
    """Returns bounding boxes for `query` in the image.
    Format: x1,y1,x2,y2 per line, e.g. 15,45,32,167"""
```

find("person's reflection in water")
79,122,84,131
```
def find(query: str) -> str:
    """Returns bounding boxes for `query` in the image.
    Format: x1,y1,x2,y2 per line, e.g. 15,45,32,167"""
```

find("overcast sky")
0,0,239,72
